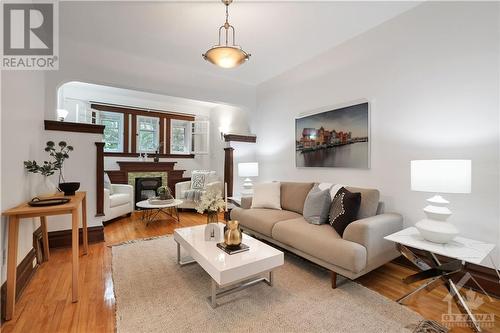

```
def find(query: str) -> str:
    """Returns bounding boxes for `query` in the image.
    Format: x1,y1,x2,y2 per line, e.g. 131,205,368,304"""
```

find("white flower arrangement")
195,190,226,214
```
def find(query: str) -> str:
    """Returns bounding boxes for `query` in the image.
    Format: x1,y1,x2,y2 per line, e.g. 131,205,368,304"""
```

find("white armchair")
175,175,222,210
103,184,134,222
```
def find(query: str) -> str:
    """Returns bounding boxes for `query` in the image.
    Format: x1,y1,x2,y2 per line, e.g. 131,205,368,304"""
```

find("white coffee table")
174,223,284,308
136,199,183,225
385,227,496,332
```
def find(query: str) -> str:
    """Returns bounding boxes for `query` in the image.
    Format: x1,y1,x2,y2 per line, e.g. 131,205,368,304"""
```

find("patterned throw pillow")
329,187,361,236
191,171,207,190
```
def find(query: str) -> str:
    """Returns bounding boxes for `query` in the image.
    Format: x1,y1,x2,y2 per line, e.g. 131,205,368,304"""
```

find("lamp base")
415,219,459,244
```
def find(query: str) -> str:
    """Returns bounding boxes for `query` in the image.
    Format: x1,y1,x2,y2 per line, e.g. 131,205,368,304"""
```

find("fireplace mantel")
116,161,177,172
105,161,189,196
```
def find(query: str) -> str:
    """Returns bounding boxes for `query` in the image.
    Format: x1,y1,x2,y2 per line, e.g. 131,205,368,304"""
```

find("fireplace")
135,177,162,206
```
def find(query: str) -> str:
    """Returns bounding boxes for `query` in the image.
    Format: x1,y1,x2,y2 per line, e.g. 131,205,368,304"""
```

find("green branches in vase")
24,141,75,196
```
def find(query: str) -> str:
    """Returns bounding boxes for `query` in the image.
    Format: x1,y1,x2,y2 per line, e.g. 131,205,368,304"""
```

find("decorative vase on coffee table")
207,211,218,224
224,220,242,248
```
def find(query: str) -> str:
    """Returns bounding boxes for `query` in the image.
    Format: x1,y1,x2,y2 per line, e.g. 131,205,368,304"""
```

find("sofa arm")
104,188,111,215
240,197,252,209
343,213,403,267
111,184,133,195
175,181,191,199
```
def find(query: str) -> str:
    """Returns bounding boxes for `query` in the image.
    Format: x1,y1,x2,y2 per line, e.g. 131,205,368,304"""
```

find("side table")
2,191,88,321
385,227,496,332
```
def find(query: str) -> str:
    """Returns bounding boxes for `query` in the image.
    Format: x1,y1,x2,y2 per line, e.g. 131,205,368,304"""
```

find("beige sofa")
230,182,402,288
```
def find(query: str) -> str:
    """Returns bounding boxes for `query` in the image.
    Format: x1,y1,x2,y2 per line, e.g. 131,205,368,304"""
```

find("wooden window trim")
103,152,194,158
90,103,195,157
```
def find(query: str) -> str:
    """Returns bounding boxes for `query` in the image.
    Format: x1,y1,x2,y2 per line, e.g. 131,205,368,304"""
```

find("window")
170,120,210,155
171,120,190,154
97,111,124,152
137,115,159,152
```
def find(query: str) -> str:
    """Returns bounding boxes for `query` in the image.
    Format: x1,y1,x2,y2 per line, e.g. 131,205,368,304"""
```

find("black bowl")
59,182,80,196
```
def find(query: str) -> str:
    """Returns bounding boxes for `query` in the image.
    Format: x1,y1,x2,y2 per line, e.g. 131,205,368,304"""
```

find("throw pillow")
104,173,113,194
303,184,331,225
191,171,208,190
251,182,282,210
329,187,361,236
318,183,345,202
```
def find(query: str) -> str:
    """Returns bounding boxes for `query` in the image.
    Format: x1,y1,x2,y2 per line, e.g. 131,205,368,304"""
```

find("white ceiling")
60,1,421,85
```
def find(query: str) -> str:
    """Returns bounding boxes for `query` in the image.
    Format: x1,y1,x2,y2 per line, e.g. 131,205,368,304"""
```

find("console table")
2,192,88,321
385,227,496,332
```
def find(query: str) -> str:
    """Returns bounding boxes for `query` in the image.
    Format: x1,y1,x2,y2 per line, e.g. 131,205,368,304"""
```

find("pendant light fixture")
203,0,251,69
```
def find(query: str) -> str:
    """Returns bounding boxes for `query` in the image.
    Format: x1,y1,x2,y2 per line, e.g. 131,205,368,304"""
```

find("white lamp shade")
238,162,259,177
411,160,471,194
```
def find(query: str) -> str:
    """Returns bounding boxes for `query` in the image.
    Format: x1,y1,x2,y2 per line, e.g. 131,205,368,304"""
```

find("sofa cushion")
345,187,380,219
110,193,130,208
231,207,301,237
272,217,367,273
280,182,314,214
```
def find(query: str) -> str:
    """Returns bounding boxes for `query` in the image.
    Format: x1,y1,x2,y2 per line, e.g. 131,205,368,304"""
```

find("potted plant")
24,141,79,196
156,185,172,200
196,190,226,224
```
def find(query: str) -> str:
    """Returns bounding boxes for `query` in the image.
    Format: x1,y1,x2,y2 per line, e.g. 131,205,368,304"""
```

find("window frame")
89,103,196,158
97,111,124,153
136,115,160,153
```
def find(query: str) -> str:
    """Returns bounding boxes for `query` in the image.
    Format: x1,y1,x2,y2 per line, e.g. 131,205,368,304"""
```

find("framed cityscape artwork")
295,101,370,168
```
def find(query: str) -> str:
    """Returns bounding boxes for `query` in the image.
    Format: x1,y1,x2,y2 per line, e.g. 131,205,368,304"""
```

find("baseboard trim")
393,250,500,298
48,226,105,249
1,248,38,323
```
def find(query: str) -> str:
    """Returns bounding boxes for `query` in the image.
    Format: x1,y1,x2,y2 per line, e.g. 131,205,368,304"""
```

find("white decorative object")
57,109,69,122
251,182,282,210
35,176,58,197
238,162,259,196
411,160,471,244
204,223,222,241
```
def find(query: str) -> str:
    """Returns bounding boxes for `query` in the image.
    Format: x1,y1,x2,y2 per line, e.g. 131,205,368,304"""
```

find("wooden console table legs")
40,216,50,261
3,192,88,320
5,216,20,321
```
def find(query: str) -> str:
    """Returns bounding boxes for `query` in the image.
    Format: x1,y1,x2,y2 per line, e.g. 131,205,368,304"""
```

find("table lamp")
411,160,471,243
238,162,259,196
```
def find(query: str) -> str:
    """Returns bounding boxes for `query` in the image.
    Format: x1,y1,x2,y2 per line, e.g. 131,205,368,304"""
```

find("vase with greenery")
156,185,172,200
24,141,75,196
196,190,225,224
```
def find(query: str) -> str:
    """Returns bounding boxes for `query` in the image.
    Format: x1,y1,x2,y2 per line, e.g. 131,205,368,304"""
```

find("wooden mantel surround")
105,161,189,197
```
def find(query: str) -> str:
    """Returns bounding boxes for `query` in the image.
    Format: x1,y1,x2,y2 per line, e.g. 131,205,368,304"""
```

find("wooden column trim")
159,117,165,154
224,147,234,197
123,114,129,153
95,142,105,217
165,118,171,154
131,114,137,153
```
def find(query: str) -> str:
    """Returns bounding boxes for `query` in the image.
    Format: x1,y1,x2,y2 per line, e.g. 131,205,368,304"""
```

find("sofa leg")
331,271,337,289
126,212,132,217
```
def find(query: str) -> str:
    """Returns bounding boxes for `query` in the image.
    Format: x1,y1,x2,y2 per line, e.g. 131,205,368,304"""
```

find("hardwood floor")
1,211,499,332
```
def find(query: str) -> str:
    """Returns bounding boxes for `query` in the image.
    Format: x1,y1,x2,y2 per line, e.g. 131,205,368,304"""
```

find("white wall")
255,2,500,267
1,71,46,283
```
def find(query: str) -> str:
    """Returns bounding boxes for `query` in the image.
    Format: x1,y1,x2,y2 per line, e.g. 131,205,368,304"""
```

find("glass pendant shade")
203,0,250,69
203,46,249,69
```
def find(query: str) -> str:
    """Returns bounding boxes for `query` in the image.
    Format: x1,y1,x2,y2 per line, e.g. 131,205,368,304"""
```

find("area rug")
112,236,423,333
